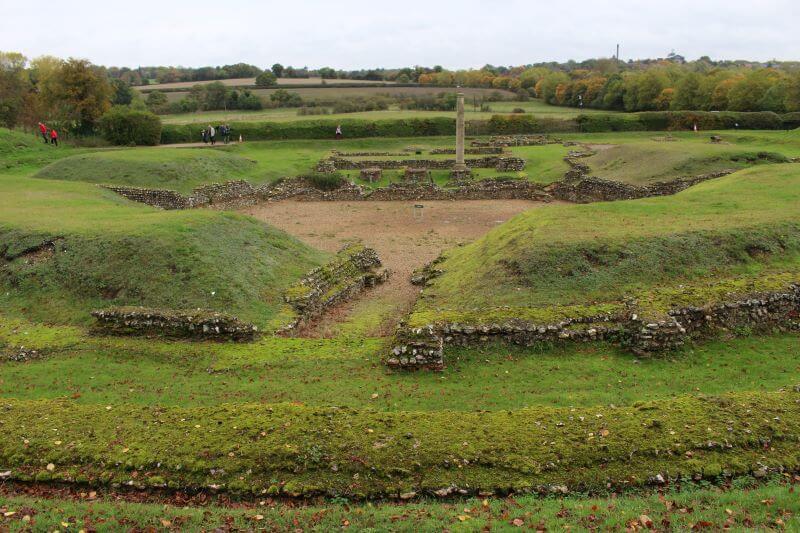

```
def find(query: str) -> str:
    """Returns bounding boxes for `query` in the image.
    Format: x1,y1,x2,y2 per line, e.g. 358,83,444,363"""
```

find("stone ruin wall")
320,156,526,171
103,180,259,210
280,244,390,333
91,306,259,341
387,284,800,370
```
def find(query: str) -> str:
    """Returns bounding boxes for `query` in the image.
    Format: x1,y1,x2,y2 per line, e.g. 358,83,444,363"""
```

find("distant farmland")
135,77,398,91
154,85,516,103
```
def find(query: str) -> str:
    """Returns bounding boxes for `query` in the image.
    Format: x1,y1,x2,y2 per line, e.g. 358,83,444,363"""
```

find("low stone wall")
281,243,390,332
321,156,525,171
471,135,561,147
429,147,504,155
103,180,258,210
549,171,734,203
629,286,800,354
388,284,800,370
103,186,193,210
91,307,259,341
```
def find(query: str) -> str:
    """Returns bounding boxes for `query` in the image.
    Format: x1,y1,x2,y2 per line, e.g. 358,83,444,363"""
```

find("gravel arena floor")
243,200,546,336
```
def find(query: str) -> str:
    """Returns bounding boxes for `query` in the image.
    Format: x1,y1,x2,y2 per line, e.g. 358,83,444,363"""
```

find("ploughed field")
0,126,799,529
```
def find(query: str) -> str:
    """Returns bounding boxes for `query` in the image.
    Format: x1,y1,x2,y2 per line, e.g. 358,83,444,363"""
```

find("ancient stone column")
454,92,466,171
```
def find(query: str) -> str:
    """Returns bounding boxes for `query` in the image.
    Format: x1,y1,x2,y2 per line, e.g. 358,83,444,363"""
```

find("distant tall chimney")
616,44,620,61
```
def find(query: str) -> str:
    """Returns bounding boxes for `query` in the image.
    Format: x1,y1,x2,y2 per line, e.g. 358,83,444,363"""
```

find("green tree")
145,90,168,113
786,72,800,112
271,63,284,78
0,51,29,127
98,106,162,145
255,70,277,87
318,67,337,79
52,58,112,133
110,78,133,106
203,81,229,110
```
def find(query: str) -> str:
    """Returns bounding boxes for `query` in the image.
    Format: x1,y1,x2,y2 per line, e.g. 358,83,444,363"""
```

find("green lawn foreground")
1,477,797,531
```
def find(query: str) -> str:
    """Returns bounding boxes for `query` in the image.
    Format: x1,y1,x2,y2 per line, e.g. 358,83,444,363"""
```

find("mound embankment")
0,177,325,327
34,148,257,193
397,165,800,365
0,391,797,499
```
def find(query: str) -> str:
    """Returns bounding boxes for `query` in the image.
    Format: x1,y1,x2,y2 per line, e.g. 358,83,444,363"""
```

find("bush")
98,107,162,146
297,107,331,116
161,117,456,143
781,112,800,130
511,108,526,114
255,71,277,87
299,171,346,190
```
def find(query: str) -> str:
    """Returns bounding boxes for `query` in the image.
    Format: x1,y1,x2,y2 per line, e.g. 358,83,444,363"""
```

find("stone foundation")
319,156,526,172
388,284,800,370
359,168,382,183
549,171,734,203
471,135,561,147
281,243,390,332
403,167,432,184
103,180,257,210
91,307,259,341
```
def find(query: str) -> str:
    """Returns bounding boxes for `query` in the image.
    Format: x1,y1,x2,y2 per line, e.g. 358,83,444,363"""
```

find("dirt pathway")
243,200,549,337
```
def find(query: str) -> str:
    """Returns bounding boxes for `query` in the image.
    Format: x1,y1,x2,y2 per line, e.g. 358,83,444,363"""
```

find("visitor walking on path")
49,128,58,146
38,122,48,144
209,125,216,145
335,124,342,140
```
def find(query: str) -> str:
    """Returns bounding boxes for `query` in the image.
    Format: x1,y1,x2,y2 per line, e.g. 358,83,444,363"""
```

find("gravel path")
243,200,548,336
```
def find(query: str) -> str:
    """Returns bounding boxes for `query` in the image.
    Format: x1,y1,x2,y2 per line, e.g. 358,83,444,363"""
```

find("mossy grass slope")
415,165,800,328
0,391,797,498
0,175,326,327
34,148,258,194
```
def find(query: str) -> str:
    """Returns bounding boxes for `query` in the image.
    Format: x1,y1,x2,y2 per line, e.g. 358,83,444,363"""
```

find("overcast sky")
2,0,799,69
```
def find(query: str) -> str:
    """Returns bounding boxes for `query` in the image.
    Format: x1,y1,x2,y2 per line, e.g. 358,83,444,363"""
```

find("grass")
582,132,799,185
0,130,326,327
34,148,258,194
1,126,800,511
1,477,798,531
417,164,800,318
2,325,798,410
0,390,797,498
160,99,613,125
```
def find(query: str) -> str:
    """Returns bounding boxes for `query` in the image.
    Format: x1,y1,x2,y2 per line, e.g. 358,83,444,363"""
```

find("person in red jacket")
38,122,48,144
50,128,58,147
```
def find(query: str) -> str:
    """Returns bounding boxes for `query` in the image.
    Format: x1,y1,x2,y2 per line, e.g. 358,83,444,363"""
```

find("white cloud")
1,0,798,68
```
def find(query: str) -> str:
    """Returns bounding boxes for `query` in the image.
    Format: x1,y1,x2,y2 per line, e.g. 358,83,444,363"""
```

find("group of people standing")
201,124,233,145
37,122,58,146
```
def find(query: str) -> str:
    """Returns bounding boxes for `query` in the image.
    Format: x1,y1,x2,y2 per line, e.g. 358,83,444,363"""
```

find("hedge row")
160,117,456,143
160,111,795,143
0,391,797,498
576,111,787,133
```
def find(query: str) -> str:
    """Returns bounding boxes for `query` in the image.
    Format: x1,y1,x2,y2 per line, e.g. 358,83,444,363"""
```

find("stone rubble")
91,306,259,341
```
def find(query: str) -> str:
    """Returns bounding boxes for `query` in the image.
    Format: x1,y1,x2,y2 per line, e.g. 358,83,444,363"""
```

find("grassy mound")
0,128,76,174
34,148,258,193
413,165,800,326
0,176,325,327
0,391,797,498
585,140,791,185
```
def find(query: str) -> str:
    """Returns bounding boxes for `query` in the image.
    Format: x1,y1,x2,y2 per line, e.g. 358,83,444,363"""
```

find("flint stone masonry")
91,307,258,341
103,180,257,210
319,156,526,172
388,284,800,370
281,243,390,332
430,147,504,155
549,170,734,203
471,135,561,147
403,167,432,184
359,168,382,183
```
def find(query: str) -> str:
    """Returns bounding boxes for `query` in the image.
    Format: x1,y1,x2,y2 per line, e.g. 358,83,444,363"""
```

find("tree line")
417,57,800,113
